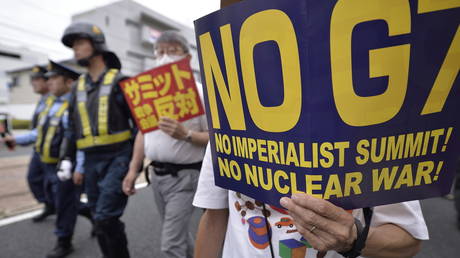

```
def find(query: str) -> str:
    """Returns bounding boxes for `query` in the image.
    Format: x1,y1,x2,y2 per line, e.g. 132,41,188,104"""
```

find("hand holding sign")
120,57,205,134
158,117,189,140
280,194,356,253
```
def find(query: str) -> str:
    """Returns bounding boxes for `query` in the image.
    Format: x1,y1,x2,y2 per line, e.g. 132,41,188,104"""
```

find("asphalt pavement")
0,186,201,258
0,186,459,258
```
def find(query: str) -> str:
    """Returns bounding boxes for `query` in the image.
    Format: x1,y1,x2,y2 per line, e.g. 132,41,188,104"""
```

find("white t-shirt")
144,82,208,164
193,145,429,258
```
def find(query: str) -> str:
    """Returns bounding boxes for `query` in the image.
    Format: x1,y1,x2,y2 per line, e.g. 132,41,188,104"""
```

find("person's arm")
129,131,145,173
193,144,230,257
280,194,423,257
362,224,422,258
194,208,229,258
158,117,209,146
61,86,77,160
74,151,85,174
56,96,82,184
122,131,145,195
13,129,38,146
186,130,209,146
73,150,85,185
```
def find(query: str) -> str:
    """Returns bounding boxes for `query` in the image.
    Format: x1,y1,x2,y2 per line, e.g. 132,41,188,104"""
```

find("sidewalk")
0,154,42,219
0,150,148,220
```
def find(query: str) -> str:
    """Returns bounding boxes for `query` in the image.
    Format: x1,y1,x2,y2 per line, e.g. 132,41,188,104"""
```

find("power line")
9,0,68,18
0,17,68,56
0,35,69,57
0,9,67,40
0,21,60,42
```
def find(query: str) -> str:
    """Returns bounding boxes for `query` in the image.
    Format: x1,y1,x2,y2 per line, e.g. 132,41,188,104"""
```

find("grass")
11,119,31,130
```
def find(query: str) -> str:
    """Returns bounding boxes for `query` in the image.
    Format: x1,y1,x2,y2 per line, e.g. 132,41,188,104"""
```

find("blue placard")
194,0,460,209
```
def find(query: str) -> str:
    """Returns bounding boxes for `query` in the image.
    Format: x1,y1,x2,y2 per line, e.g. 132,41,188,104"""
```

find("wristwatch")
185,130,193,142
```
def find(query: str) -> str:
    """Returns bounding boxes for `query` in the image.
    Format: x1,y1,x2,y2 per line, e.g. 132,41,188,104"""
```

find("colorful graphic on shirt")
234,192,270,225
275,217,294,228
233,192,273,249
247,216,271,249
195,0,460,210
234,191,322,256
279,239,307,258
279,237,314,258
120,57,205,133
275,217,297,234
270,204,289,215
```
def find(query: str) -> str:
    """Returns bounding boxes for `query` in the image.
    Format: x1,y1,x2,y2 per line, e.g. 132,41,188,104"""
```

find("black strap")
150,161,202,177
144,163,151,185
361,207,373,246
262,204,275,258
339,207,373,258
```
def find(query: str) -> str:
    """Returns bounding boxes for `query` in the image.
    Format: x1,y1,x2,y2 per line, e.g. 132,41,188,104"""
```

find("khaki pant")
151,168,200,258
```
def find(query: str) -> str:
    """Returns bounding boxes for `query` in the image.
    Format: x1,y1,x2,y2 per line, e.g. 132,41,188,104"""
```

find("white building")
71,0,200,77
3,0,199,121
0,43,48,118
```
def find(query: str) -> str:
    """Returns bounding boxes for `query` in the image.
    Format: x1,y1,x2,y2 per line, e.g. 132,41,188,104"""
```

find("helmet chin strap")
76,49,101,67
77,57,91,67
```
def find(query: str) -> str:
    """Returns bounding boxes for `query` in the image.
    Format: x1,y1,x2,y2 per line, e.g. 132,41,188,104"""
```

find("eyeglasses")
154,46,184,58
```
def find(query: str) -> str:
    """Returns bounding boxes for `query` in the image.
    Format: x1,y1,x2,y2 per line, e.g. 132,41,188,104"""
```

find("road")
0,147,459,257
0,186,201,258
0,188,459,257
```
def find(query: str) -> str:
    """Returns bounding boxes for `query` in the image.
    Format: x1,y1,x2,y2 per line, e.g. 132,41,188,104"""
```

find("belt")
149,161,202,177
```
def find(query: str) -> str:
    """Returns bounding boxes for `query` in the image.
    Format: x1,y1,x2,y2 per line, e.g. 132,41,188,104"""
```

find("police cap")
45,60,80,80
30,65,48,80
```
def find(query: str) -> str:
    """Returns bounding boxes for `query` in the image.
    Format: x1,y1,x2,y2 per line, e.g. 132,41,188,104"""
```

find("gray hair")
156,30,189,53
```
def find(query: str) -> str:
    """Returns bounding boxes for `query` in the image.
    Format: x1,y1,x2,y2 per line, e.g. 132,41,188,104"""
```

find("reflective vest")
32,95,55,129
35,100,69,164
75,69,132,149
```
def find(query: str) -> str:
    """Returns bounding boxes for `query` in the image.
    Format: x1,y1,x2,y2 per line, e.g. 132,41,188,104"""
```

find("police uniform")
61,22,135,258
14,65,55,221
28,95,53,207
28,61,81,258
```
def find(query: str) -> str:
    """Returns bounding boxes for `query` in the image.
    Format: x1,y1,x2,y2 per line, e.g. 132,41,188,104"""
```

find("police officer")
60,22,135,258
1,65,56,222
39,61,82,258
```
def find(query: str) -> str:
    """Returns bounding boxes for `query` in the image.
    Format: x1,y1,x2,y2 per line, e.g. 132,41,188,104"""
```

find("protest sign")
120,57,205,134
194,0,460,209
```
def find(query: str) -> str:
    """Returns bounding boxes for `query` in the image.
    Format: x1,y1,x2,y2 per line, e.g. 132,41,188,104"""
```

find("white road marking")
0,182,149,227
0,210,42,227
